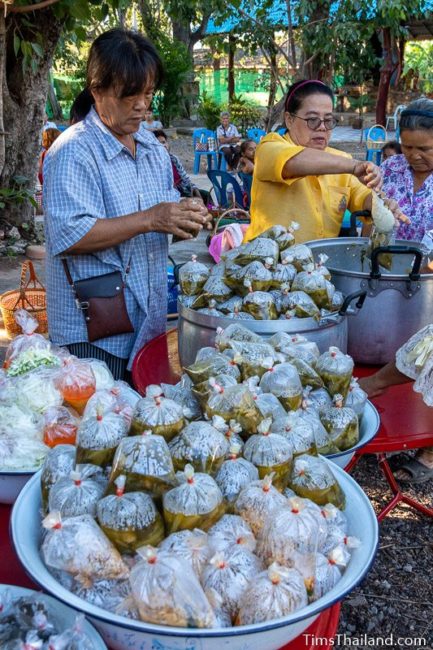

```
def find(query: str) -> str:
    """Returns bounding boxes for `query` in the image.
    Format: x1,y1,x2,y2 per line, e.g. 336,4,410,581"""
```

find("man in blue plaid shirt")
43,29,211,380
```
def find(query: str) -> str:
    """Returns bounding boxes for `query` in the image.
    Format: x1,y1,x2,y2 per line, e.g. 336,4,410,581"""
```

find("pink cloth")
208,223,249,263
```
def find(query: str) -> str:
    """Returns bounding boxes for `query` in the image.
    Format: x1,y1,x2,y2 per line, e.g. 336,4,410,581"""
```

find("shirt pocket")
328,186,350,217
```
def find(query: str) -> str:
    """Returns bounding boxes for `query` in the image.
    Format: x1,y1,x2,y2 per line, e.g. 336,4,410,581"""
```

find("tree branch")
191,11,211,45
2,0,61,14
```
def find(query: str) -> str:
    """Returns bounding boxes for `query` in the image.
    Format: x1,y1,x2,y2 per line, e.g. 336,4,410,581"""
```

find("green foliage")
0,177,37,210
348,95,375,116
152,37,192,126
197,91,222,130
227,94,262,133
405,41,433,92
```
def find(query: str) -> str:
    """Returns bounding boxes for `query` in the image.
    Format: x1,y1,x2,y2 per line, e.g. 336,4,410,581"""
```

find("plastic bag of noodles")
225,259,274,296
233,237,279,267
191,276,232,308
315,347,354,400
321,395,359,451
281,290,320,319
215,324,262,352
291,269,333,310
260,362,303,411
184,351,240,385
205,378,264,435
178,255,210,296
169,420,229,475
288,454,345,509
270,260,297,290
281,243,315,271
242,281,278,320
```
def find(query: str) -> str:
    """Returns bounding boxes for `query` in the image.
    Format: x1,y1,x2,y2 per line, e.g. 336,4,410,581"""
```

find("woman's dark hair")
399,97,433,133
87,28,164,100
381,140,402,154
240,139,255,154
69,88,94,125
284,79,334,113
153,129,167,140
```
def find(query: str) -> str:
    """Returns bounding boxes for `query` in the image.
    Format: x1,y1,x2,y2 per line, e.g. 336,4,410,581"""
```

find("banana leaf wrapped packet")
48,467,106,518
224,259,273,296
320,395,359,451
234,474,287,536
281,243,315,271
215,324,262,352
207,514,256,554
315,347,354,399
215,443,259,508
158,529,212,577
184,351,240,385
243,418,293,490
109,430,176,497
281,290,320,319
233,237,279,266
344,378,368,417
201,548,263,621
236,563,308,625
191,276,232,308
96,476,164,553
163,465,225,534
270,260,297,290
291,268,333,310
129,385,185,441
270,412,318,457
179,255,210,296
242,282,278,320
40,444,76,512
129,546,216,628
288,454,345,509
259,362,303,411
205,378,264,435
76,409,128,467
169,420,229,475
197,299,224,317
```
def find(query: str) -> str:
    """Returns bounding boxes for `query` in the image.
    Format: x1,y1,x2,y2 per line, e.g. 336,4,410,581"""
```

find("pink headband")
285,80,328,112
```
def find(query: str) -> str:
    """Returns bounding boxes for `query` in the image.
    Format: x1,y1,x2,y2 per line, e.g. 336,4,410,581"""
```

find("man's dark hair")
153,129,167,140
69,88,93,125
285,79,334,114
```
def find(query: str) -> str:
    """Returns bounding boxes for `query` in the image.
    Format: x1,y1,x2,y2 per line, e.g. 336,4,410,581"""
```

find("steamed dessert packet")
179,255,210,296
233,237,279,266
205,379,264,435
215,443,259,508
234,474,287,536
242,283,278,320
281,243,315,271
214,323,262,352
129,546,216,628
243,418,293,490
315,347,354,400
184,352,240,385
207,514,256,554
288,454,346,509
291,268,332,310
259,362,303,411
163,465,225,534
344,378,368,417
158,529,212,577
129,385,185,441
321,395,359,451
109,430,176,497
76,408,128,467
169,420,229,475
97,476,165,553
48,467,106,518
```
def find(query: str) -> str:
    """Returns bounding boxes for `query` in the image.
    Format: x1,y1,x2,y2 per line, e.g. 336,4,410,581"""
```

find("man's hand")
353,161,383,191
147,198,212,240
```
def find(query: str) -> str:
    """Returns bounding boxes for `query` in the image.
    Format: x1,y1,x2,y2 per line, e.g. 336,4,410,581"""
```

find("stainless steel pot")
177,291,366,367
307,237,433,365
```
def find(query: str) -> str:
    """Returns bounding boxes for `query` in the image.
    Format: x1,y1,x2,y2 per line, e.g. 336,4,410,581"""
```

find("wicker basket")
366,124,387,151
0,261,48,338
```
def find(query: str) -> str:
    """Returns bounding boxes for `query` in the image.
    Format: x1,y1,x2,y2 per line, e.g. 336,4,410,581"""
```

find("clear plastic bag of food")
161,376,201,421
235,475,287,536
291,269,333,310
236,562,308,625
260,223,298,251
202,548,263,620
42,406,79,448
270,260,297,290
208,513,256,553
344,378,368,417
71,577,132,615
254,391,287,420
259,362,303,411
217,296,242,315
242,283,278,320
80,358,115,391
306,387,333,414
54,357,96,415
271,412,317,457
0,400,42,440
179,255,210,296
289,358,324,389
191,276,232,308
315,347,354,399
178,294,196,309
330,290,344,312
234,238,279,267
129,546,216,627
83,386,134,425
215,444,259,508
169,420,229,475
158,528,212,577
307,550,344,600
76,408,129,467
41,512,128,586
0,435,48,473
109,429,175,496
288,455,345,509
163,464,225,534
205,380,263,435
130,386,185,441
225,260,274,296
205,587,232,627
197,299,224,316
315,254,332,281
365,193,396,271
184,352,240,386
211,416,244,450
321,395,359,451
230,340,278,377
40,445,76,511
192,373,238,410
215,324,261,352
96,476,164,553
281,290,320,319
297,408,335,455
48,467,106,518
3,310,55,374
281,243,315,271
15,369,63,414
243,418,293,490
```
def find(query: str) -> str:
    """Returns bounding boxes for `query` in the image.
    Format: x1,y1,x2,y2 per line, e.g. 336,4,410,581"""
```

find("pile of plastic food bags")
177,224,346,320
0,309,140,473
0,587,94,649
36,321,367,630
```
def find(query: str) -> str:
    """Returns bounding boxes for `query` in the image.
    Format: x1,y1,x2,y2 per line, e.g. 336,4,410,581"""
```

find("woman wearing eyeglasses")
245,80,385,243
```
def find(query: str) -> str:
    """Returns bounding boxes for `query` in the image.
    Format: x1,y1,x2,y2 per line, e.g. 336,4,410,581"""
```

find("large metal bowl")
0,468,36,504
11,464,379,650
326,401,379,469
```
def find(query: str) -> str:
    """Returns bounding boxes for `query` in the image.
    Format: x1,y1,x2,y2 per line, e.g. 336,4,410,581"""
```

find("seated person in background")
381,140,402,161
238,139,256,175
154,130,209,202
217,111,242,170
142,108,163,131
43,112,57,131
38,127,61,184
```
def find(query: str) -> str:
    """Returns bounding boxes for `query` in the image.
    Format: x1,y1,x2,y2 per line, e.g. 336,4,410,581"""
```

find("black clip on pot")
348,210,371,238
339,289,367,316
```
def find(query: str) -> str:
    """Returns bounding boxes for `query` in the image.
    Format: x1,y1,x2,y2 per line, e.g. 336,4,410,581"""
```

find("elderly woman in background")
381,98,433,242
43,29,210,380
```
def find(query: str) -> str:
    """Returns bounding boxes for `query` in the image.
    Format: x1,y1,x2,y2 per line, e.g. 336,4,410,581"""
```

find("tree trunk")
376,28,397,126
47,81,63,120
267,50,278,114
2,9,63,224
267,96,285,132
0,10,6,180
228,34,235,101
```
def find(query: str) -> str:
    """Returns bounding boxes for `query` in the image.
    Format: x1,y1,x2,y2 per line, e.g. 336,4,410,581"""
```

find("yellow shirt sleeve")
347,174,371,213
255,134,305,186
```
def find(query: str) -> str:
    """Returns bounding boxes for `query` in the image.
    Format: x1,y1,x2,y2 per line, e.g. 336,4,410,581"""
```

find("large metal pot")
307,237,433,365
177,291,366,367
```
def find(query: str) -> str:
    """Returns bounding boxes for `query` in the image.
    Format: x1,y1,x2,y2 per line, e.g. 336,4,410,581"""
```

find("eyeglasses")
291,114,338,130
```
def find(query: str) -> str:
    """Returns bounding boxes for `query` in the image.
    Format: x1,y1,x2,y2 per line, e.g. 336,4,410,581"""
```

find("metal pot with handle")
307,237,433,365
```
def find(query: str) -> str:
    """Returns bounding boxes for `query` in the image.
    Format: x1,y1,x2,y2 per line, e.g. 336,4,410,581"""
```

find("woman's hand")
353,161,383,191
383,197,411,226
148,199,212,239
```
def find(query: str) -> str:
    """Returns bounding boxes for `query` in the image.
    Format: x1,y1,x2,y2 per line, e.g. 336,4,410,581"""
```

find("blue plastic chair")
237,172,253,209
277,127,287,136
365,125,387,165
247,127,266,143
207,170,246,209
193,128,218,174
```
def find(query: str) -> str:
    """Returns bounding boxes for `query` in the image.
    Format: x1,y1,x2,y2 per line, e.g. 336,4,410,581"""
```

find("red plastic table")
0,503,339,650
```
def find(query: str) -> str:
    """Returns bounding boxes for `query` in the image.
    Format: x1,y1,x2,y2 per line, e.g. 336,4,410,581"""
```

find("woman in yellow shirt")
245,80,383,243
